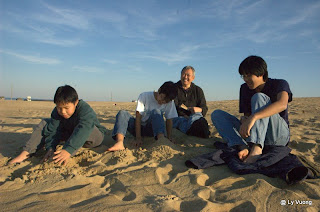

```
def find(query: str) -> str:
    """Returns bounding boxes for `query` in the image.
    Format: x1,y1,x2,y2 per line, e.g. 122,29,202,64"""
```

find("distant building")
26,96,32,101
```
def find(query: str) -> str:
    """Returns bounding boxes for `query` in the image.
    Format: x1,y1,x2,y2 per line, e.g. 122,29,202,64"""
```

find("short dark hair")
239,55,268,81
54,85,78,104
158,81,178,101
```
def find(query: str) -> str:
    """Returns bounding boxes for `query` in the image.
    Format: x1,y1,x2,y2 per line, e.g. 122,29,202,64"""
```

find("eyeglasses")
240,74,252,79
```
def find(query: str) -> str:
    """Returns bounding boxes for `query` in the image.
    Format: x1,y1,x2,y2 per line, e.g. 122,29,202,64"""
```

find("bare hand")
180,104,188,110
41,149,54,163
168,137,176,144
53,149,71,166
131,138,143,148
239,115,256,138
240,116,248,124
188,107,202,114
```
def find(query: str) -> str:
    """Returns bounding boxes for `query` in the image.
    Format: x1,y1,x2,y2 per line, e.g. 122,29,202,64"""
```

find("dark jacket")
43,100,107,154
185,142,314,184
174,81,208,117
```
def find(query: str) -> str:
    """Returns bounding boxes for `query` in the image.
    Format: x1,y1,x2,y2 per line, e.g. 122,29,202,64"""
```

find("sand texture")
0,98,319,211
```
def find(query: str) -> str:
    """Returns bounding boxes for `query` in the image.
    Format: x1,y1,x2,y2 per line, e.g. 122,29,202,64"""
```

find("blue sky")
1,0,320,102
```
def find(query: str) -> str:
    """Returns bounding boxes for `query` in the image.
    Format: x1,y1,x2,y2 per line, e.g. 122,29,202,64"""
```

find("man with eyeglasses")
211,55,292,163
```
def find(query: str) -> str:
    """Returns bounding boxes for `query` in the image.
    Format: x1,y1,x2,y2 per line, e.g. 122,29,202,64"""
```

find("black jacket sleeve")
196,86,208,116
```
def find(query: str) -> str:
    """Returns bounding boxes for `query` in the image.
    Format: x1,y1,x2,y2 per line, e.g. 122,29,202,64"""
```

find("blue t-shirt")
239,78,292,126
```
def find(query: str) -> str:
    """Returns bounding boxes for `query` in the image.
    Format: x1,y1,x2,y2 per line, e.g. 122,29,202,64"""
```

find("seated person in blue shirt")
211,55,292,163
108,81,178,151
9,85,107,165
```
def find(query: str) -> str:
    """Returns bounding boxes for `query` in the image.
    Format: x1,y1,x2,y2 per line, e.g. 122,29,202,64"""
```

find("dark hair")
54,85,78,104
239,55,268,81
158,81,178,101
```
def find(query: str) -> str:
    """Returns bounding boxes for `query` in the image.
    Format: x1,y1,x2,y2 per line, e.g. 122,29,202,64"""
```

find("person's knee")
117,110,129,118
211,109,224,122
251,93,269,104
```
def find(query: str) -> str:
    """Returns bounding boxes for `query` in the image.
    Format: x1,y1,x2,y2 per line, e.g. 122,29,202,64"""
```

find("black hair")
158,81,178,101
239,55,268,81
54,85,78,104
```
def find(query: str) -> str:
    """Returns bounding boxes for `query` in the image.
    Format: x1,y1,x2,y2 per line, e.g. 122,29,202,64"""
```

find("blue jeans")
211,93,290,148
172,112,203,133
112,109,165,139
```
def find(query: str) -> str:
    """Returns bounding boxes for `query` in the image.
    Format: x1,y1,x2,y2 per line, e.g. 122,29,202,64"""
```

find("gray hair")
181,66,195,76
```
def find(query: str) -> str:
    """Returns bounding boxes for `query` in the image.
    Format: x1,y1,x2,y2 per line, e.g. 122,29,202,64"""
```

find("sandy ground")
0,98,319,211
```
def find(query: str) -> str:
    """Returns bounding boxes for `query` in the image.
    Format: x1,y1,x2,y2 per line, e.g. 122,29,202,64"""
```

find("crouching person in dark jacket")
9,85,107,165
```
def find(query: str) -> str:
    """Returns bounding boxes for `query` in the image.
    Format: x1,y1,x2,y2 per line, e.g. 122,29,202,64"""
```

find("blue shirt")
239,78,292,126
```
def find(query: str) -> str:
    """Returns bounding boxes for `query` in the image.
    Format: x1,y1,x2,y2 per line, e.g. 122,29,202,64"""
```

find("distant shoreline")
2,98,53,101
1,96,319,103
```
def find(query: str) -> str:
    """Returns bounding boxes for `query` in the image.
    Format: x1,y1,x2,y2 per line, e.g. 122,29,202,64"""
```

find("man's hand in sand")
8,150,30,164
168,137,177,144
131,138,142,148
52,149,71,166
41,149,54,163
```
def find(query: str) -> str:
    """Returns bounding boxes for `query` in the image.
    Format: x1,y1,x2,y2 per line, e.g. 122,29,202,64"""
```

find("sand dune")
0,98,319,211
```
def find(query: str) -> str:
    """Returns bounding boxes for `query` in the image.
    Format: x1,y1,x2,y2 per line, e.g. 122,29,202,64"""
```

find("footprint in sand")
106,178,136,201
152,195,181,211
196,174,209,186
197,188,216,202
155,164,174,185
99,152,114,164
289,140,316,152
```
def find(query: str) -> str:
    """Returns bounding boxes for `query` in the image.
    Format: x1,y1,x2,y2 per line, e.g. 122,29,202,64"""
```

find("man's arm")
197,87,208,116
166,119,173,140
62,108,95,154
240,91,289,138
44,109,62,151
134,111,142,146
188,87,208,115
252,91,288,119
240,113,251,123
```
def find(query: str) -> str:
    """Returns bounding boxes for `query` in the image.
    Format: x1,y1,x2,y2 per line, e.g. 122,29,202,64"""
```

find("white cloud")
0,50,61,64
38,37,82,47
281,1,320,27
102,59,118,64
265,55,289,60
39,2,90,30
135,44,203,65
1,7,84,47
72,66,104,73
236,0,266,15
